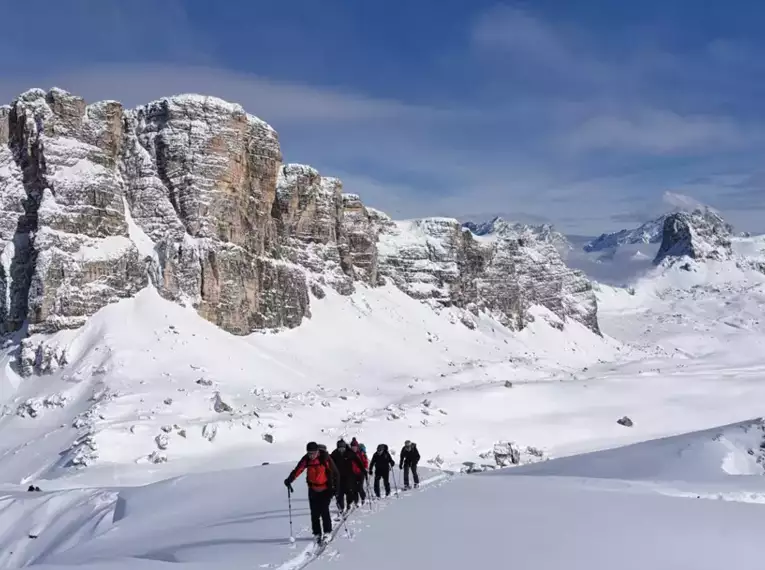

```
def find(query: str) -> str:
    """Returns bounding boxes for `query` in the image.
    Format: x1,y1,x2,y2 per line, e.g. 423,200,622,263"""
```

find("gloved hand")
284,478,294,493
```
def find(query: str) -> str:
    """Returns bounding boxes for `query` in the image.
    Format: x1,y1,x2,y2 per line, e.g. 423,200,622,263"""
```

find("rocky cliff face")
0,88,601,349
653,208,733,265
341,193,379,285
378,217,600,333
2,88,147,334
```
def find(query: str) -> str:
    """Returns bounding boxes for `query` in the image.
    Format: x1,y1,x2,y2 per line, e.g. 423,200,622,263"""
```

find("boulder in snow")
617,416,634,427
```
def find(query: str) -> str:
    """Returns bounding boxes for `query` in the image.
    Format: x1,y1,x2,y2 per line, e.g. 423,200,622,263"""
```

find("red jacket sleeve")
288,456,307,482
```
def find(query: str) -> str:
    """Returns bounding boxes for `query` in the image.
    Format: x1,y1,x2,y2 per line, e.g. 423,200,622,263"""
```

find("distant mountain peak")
461,217,570,249
584,216,668,253
653,208,734,265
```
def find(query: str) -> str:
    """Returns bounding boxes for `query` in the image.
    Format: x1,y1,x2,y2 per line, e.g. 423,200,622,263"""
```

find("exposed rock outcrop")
273,164,353,294
653,208,733,265
3,88,146,334
0,88,602,349
378,217,600,333
342,193,379,285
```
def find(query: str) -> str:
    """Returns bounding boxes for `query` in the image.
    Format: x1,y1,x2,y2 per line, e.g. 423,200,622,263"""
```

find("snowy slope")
0,282,624,488
5,237,765,487
5,421,765,569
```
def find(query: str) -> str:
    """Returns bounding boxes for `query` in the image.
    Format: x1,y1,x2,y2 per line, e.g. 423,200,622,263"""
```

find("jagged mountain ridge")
462,216,571,250
584,215,667,253
0,88,600,350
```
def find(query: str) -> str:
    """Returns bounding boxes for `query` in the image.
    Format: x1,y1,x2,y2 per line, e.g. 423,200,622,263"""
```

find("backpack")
304,450,333,489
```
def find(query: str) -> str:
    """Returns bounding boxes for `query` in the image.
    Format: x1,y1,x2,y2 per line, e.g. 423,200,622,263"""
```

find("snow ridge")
584,215,667,253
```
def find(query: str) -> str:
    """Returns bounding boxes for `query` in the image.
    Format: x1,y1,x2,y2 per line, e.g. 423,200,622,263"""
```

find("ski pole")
392,469,399,498
368,476,376,510
287,487,295,544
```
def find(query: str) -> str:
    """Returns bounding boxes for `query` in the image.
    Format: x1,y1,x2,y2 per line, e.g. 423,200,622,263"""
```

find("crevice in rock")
6,102,47,333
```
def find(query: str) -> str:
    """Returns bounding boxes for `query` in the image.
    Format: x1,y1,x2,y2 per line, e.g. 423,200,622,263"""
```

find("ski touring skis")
284,505,356,570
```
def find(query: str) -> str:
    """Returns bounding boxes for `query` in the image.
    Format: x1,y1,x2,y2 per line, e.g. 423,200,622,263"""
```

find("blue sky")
1,0,764,234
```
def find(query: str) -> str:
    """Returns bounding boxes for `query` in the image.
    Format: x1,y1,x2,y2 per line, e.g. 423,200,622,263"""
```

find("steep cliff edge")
653,208,733,265
0,88,601,348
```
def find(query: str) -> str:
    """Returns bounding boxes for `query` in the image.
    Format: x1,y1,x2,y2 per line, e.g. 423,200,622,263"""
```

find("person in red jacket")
348,438,368,506
285,441,340,542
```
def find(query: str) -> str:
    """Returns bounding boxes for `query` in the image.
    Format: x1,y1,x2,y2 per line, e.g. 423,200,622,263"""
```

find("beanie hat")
306,441,319,452
337,439,347,448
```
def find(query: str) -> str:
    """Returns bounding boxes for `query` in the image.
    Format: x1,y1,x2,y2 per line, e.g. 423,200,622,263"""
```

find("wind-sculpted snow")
1,88,601,348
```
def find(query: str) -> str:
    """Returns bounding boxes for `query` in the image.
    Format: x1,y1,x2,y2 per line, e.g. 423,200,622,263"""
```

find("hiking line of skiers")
284,438,421,542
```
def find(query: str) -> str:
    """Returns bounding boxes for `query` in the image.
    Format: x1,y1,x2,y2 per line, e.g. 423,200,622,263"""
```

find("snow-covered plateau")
2,88,765,568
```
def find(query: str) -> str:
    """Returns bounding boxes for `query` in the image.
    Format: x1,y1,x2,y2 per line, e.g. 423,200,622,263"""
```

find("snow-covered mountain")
653,208,734,265
584,215,667,253
0,88,597,357
463,216,571,250
377,215,597,332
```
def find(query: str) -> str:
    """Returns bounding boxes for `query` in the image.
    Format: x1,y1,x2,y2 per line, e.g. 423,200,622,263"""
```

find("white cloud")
561,109,753,154
469,5,620,88
0,65,434,124
2,1,764,236
661,191,714,212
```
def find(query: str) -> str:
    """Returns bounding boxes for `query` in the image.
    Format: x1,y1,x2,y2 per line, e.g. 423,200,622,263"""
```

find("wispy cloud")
560,109,753,154
0,65,439,124
1,2,764,235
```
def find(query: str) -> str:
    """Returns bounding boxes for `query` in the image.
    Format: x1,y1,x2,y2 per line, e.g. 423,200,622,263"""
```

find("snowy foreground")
3,420,765,569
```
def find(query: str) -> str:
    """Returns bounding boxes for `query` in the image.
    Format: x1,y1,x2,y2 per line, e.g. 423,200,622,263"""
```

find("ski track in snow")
276,473,448,570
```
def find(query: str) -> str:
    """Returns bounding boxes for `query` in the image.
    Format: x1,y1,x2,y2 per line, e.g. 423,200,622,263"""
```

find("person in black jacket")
369,444,395,497
329,439,366,512
399,440,420,489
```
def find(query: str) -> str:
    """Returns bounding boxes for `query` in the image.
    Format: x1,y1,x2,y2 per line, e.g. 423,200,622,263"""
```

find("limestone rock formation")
0,87,602,349
653,208,733,265
377,216,600,333
2,88,146,334
273,164,353,294
341,193,379,285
